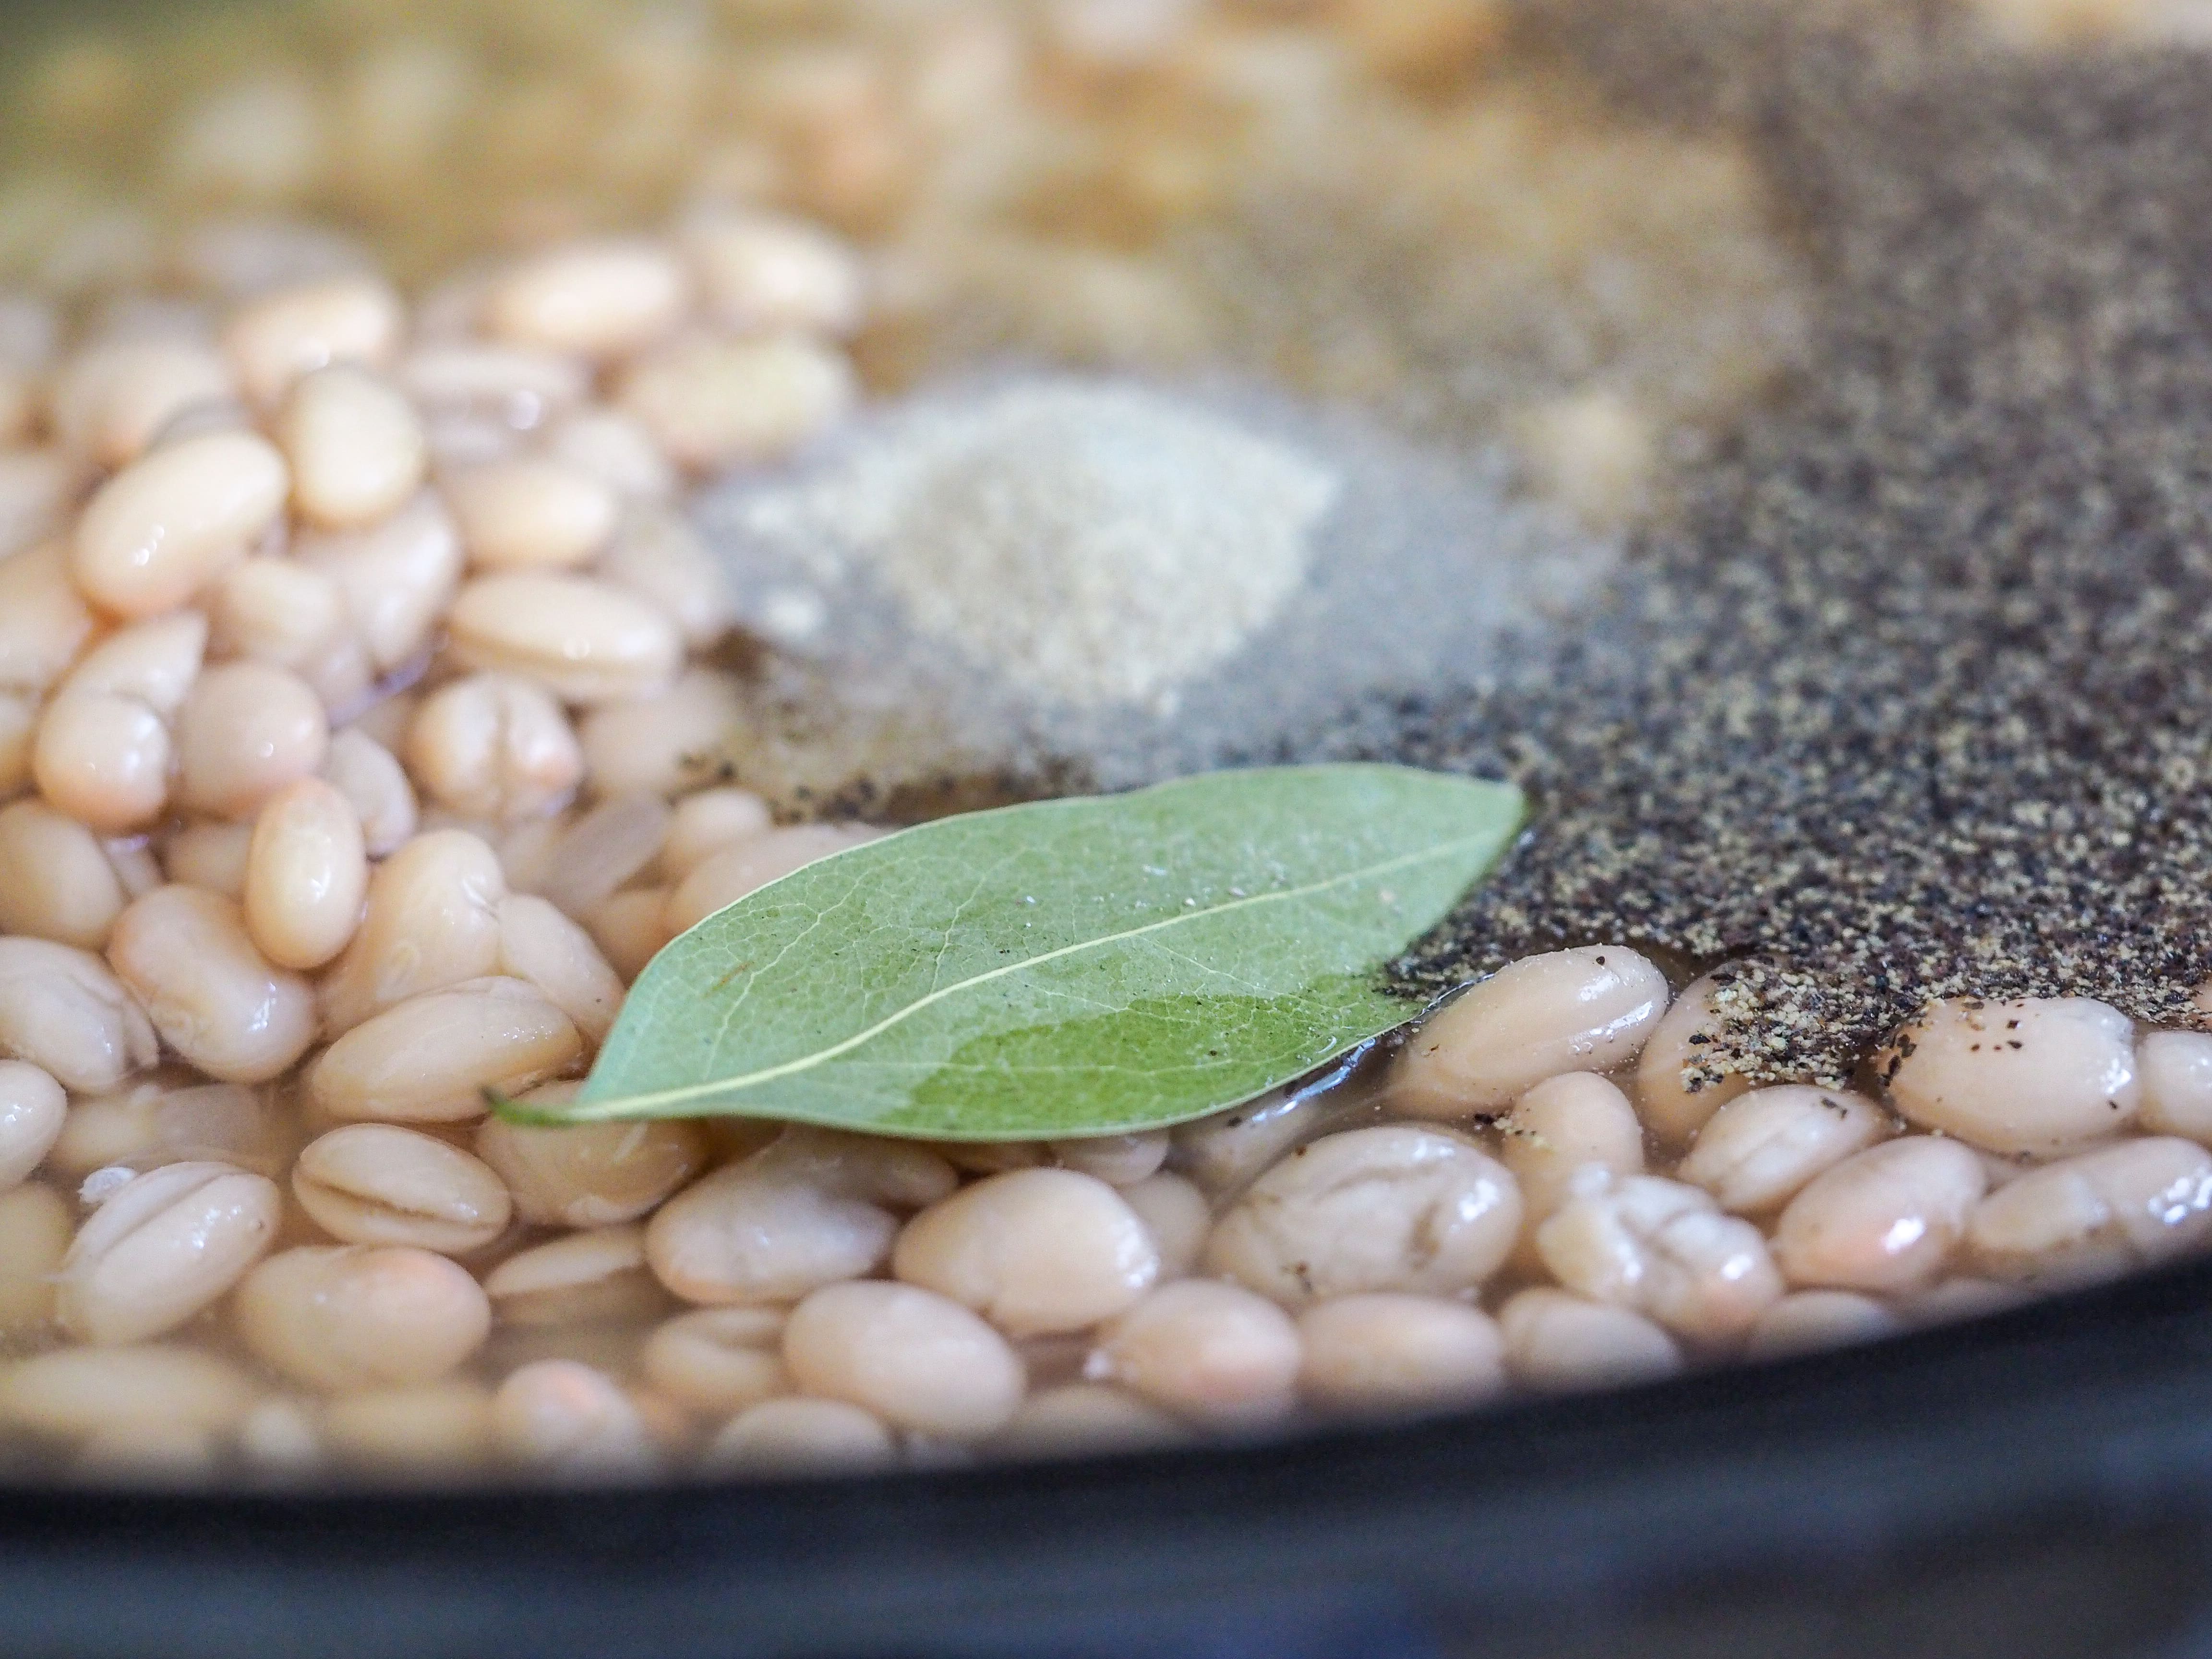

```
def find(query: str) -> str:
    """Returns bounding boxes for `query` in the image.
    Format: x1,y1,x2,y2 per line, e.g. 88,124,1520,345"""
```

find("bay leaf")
503,764,1523,1140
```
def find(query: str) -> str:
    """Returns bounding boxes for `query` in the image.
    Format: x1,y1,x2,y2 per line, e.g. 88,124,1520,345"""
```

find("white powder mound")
692,372,1617,805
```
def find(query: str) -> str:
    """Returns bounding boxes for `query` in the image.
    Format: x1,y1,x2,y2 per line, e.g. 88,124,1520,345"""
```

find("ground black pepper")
1344,22,2212,1088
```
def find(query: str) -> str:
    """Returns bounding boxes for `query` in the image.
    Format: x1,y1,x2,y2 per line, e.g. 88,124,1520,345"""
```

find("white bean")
1967,1137,2212,1285
397,342,589,424
543,409,675,503
0,936,158,1091
495,893,626,1045
637,1306,787,1416
1051,1132,1170,1188
483,240,692,360
61,612,209,715
783,1279,1025,1439
1743,1291,1904,1360
680,209,865,336
108,885,316,1083
32,692,174,833
0,540,98,697
1495,1287,1683,1392
0,1060,65,1189
1677,1086,1890,1215
705,1397,894,1473
1393,946,1670,1116
71,430,289,617
481,1225,664,1326
296,490,462,673
51,337,235,468
616,333,854,471
0,449,84,562
407,674,583,824
475,1111,703,1229
446,457,619,571
1498,1071,1644,1225
447,572,683,705
1204,1125,1522,1306
0,798,127,948
645,1128,956,1305
577,668,742,796
492,1359,656,1475
321,728,418,857
1086,1279,1302,1427
0,1345,256,1441
662,824,880,933
278,363,426,529
235,1244,491,1390
534,791,670,919
894,1168,1159,1336
243,778,368,970
1879,995,2139,1154
658,786,772,879
1535,1172,1782,1343
309,977,582,1123
164,820,255,899
1120,1172,1210,1279
596,508,734,647
222,274,403,407
1172,1085,1350,1197
212,557,348,673
177,662,331,820
1772,1137,1989,1292
993,1385,1186,1458
1297,1294,1504,1414
292,1123,512,1254
1634,970,1752,1147
2139,1031,2212,1146
318,829,506,1034
59,1160,281,1344
322,1381,497,1476
0,1183,70,1328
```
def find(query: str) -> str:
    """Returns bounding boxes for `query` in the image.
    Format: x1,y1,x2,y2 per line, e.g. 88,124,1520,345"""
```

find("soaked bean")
293,1123,511,1254
0,1183,69,1328
1173,1085,1351,1197
32,692,174,833
1297,1294,1504,1413
658,787,772,880
296,490,462,673
1205,1126,1522,1306
71,430,288,617
222,275,403,407
1880,996,2139,1155
236,1396,325,1475
0,541,98,697
278,364,426,529
105,837,165,901
0,1060,65,1189
1743,1290,1905,1360
783,1279,1025,1439
617,333,854,471
51,337,235,468
0,937,158,1091
321,728,418,857
895,1168,1159,1336
322,1380,497,1475
108,886,316,1083
705,1397,894,1473
0,799,126,948
1678,1086,1890,1215
2138,1031,2212,1146
993,1384,1186,1458
0,1345,256,1441
1536,1172,1783,1343
663,824,881,933
447,458,620,572
212,557,348,673
484,240,692,360
482,1226,664,1326
1634,970,1753,1147
1967,1137,2212,1285
492,1359,657,1474
59,1160,281,1344
596,508,734,648
162,821,256,899
535,791,670,919
62,612,209,716
318,830,506,1034
577,668,743,797
1773,1137,1989,1292
0,694,34,800
0,450,79,564
646,1129,957,1306
1120,1172,1210,1279
681,209,866,336
544,409,675,503
1496,1288,1683,1392
177,662,331,821
1051,1132,1170,1188
235,1244,491,1390
587,888,675,983
1394,946,1670,1116
1499,1072,1644,1225
495,894,625,1045
447,573,683,705
640,1307,788,1415
310,977,582,1123
397,343,589,424
407,674,583,824
475,1112,703,1229
243,778,369,971
1087,1279,1302,1427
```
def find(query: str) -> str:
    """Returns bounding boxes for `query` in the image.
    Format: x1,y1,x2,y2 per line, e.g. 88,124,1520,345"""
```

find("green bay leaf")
505,764,1523,1139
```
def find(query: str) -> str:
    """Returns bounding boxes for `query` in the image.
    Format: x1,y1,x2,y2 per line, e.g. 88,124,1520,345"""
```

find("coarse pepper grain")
1346,25,2212,1089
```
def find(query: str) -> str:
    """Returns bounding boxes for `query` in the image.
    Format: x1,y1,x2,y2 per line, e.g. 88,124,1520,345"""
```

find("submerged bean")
0,1061,68,1189
705,1397,894,1474
783,1280,1025,1439
1743,1291,1905,1360
492,1359,657,1475
310,977,581,1123
0,799,126,949
59,1160,281,1344
1968,1137,2212,1285
1496,1287,1683,1392
243,778,369,971
0,937,158,1092
475,1113,704,1228
1880,996,2138,1155
318,830,506,1034
482,1225,664,1326
641,1307,788,1416
1499,1072,1645,1225
1297,1294,1504,1414
1087,1280,1302,1427
1773,1137,1989,1292
0,1183,69,1329
1678,1086,1889,1215
292,1124,512,1254
1536,1173,1782,1343
236,1244,491,1390
894,1168,1159,1337
108,886,316,1083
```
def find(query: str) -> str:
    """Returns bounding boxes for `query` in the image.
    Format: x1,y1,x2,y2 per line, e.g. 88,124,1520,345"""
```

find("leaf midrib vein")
582,830,1493,1118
